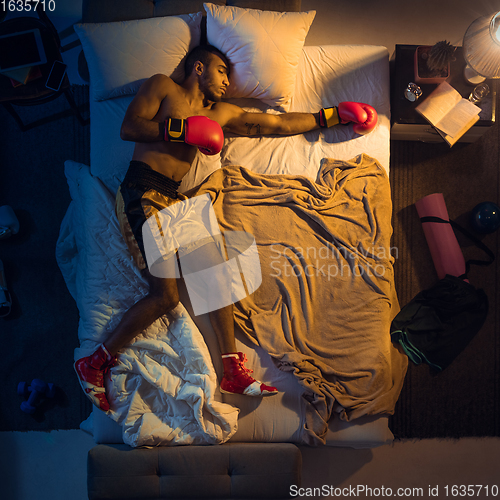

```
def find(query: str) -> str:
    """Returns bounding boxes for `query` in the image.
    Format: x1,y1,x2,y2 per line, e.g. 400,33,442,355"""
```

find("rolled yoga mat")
415,193,467,281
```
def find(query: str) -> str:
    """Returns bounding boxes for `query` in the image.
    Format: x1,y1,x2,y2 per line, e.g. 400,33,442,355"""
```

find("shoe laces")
103,356,117,382
237,353,254,375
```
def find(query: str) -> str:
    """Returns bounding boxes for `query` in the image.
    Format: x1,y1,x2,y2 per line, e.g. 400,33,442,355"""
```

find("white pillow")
75,14,202,101
204,3,315,109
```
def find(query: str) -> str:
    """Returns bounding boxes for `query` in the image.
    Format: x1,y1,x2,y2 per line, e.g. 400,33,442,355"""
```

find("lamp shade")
463,11,500,79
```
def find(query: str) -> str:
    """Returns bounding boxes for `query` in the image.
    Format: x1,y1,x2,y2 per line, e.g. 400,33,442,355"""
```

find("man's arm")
220,103,320,136
218,101,378,137
120,74,175,143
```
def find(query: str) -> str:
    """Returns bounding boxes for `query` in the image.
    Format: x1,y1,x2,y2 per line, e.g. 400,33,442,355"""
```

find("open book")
416,82,481,146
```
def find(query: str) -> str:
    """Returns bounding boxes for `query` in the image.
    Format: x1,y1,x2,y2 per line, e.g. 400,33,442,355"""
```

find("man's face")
199,54,230,102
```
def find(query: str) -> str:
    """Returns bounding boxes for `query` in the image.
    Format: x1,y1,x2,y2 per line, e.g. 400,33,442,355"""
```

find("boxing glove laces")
319,102,378,135
164,115,224,155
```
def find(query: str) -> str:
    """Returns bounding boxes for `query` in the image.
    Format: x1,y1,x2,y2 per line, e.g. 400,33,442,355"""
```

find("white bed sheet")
220,45,390,179
63,44,393,448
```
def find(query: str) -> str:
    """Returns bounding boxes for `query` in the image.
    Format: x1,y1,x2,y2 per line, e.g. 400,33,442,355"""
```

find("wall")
302,0,500,54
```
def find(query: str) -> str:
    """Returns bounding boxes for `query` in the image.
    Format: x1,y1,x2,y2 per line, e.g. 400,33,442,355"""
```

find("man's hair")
184,44,230,77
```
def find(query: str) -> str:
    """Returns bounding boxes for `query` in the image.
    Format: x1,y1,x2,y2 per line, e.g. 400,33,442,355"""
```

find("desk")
0,12,88,131
391,45,496,142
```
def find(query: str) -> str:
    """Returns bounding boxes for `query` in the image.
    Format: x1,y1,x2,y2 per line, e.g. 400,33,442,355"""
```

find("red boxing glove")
164,116,224,155
338,102,378,135
319,102,378,135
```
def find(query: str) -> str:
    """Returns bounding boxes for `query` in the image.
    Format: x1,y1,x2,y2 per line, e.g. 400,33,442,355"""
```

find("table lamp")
463,11,500,84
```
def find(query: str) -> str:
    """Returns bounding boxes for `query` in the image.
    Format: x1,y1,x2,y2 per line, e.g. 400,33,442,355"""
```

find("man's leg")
75,260,180,411
208,304,237,354
181,242,278,396
105,271,180,356
180,241,236,351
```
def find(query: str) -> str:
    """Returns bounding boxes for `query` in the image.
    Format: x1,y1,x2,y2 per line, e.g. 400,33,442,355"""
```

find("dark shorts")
115,161,184,271
115,161,218,274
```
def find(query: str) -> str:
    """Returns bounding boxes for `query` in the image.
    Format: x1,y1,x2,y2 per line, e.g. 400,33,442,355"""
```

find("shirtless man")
74,45,378,411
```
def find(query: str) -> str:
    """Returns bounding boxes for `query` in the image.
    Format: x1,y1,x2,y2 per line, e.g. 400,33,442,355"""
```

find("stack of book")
0,65,42,87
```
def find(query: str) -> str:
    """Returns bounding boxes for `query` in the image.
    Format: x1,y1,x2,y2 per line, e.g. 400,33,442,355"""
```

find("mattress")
57,44,400,448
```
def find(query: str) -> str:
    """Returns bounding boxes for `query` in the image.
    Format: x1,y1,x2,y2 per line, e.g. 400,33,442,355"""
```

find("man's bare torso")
132,81,222,182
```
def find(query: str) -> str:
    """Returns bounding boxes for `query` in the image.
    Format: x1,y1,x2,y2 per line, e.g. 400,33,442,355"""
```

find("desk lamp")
463,11,500,84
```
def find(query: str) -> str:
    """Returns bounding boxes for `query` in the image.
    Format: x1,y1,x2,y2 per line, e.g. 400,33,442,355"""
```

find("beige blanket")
190,154,408,445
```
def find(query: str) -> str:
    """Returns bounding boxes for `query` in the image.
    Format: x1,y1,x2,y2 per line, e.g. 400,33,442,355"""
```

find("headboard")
81,0,302,23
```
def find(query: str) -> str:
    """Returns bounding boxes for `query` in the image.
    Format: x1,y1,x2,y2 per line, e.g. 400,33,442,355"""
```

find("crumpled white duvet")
56,160,239,447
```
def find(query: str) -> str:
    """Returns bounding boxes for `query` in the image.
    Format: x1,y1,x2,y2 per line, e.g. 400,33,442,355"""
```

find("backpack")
390,216,494,371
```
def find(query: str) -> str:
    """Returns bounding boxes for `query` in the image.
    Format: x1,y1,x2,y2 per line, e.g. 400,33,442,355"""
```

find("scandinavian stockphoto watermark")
268,243,398,280
142,193,262,316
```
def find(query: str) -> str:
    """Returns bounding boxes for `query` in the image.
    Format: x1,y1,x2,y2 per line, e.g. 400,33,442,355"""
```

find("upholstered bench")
87,442,302,499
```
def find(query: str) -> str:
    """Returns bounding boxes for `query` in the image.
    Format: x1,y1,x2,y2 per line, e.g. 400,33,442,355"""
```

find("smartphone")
45,60,67,91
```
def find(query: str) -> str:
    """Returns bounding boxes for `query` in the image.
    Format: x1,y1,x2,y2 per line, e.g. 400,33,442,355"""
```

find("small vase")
414,46,450,84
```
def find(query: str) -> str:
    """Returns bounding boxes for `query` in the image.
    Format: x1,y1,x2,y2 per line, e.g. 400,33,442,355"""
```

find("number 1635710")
444,485,499,497
1,1,56,12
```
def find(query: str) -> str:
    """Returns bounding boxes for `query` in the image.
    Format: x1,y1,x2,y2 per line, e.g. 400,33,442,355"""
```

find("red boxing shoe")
220,352,278,397
74,344,116,411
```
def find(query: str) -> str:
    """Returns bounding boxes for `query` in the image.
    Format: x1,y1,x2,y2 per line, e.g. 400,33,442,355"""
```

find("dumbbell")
17,379,56,414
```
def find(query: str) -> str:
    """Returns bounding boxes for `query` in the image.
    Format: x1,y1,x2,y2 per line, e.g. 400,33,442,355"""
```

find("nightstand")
0,6,88,131
391,44,496,142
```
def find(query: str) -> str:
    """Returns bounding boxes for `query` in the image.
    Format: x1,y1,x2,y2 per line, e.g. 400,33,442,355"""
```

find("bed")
56,0,407,459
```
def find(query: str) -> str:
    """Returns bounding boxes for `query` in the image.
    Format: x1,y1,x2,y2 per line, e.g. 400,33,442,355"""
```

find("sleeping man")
74,44,378,412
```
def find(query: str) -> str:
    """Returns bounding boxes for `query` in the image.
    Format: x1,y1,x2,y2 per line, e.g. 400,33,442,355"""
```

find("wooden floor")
389,122,500,438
